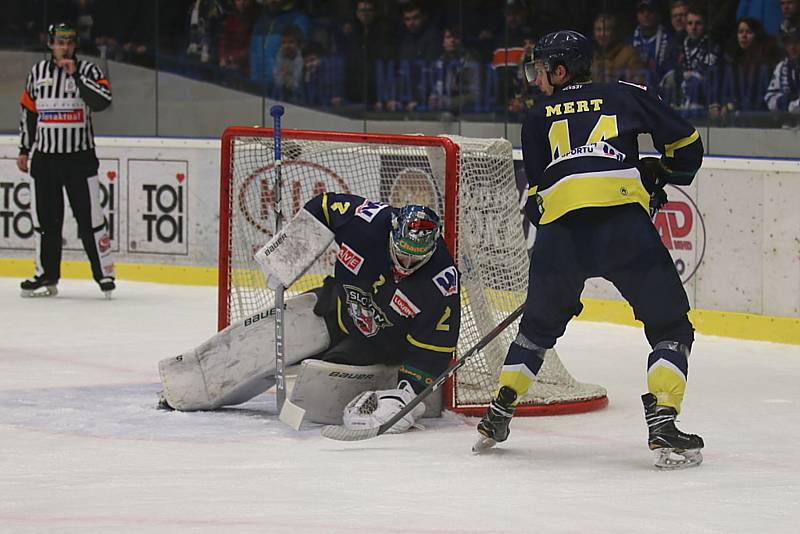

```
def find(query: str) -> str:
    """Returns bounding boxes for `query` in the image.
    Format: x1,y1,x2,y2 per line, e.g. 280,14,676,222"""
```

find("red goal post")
219,126,607,416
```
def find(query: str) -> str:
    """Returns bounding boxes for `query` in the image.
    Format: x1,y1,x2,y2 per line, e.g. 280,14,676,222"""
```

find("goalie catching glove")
342,380,425,434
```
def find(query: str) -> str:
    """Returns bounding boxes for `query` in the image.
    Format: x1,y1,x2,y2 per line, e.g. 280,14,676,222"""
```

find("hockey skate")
20,276,58,298
473,386,517,453
98,278,116,299
642,393,704,469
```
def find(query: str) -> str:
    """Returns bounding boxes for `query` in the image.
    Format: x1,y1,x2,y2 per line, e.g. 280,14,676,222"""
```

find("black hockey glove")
637,157,668,216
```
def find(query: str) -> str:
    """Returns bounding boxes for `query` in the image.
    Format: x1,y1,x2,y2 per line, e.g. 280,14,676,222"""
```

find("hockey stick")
270,105,287,413
321,302,525,442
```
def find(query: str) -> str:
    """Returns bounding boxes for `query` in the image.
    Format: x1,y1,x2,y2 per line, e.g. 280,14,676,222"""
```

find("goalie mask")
389,205,441,276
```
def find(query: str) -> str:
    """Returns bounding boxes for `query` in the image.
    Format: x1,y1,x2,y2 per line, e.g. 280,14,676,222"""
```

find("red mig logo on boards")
652,186,706,284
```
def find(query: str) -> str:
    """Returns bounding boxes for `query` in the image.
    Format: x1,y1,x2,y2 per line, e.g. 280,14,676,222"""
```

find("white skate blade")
472,435,498,454
653,448,703,470
103,290,113,300
278,399,306,431
20,286,58,298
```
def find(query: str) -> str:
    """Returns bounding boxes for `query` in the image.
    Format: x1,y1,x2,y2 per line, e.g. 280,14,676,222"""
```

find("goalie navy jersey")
304,192,460,390
521,80,703,225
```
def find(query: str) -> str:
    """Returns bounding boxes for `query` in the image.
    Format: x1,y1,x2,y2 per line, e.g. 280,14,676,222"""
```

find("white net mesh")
220,130,606,413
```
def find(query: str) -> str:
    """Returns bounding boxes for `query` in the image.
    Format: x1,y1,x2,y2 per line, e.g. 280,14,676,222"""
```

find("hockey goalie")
157,192,461,433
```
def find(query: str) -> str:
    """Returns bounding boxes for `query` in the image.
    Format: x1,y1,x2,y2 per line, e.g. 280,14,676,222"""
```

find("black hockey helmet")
525,30,592,84
48,22,78,46
389,204,441,275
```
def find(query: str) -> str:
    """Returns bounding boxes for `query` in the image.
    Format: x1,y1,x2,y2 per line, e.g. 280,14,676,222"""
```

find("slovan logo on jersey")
355,199,388,222
433,266,458,296
344,285,393,337
337,243,364,275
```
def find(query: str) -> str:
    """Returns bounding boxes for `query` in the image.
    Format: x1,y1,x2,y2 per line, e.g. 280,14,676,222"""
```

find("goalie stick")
270,104,287,413
321,302,525,441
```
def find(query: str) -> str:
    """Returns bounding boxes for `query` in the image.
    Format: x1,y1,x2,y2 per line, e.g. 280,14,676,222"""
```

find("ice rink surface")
1,277,798,533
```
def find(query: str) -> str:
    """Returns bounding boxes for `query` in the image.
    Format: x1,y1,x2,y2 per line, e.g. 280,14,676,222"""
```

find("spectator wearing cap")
629,0,671,81
592,13,647,84
764,28,800,112
736,0,783,35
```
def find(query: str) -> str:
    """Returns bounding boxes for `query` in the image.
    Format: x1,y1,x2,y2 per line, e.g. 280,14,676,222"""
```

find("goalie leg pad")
158,293,330,411
288,359,398,425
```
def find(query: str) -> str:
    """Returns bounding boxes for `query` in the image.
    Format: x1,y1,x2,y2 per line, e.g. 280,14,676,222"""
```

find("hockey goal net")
219,127,607,416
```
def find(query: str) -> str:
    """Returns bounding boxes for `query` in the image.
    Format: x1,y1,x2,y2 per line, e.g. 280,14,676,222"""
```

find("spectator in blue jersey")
764,28,800,112
629,0,672,83
249,0,312,89
660,6,721,116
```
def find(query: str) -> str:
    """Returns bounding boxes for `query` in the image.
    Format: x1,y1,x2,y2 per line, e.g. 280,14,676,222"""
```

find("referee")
17,22,116,298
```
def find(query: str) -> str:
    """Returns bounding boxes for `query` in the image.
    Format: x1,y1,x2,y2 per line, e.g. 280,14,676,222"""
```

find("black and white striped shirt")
19,57,112,155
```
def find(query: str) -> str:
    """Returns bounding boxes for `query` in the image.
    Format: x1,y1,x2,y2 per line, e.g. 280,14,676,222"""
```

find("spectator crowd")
3,0,799,122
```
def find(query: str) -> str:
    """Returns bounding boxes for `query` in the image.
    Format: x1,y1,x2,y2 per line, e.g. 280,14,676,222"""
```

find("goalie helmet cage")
219,126,607,416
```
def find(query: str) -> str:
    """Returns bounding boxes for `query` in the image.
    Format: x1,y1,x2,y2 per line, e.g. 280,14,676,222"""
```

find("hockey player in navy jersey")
158,192,459,434
473,30,705,469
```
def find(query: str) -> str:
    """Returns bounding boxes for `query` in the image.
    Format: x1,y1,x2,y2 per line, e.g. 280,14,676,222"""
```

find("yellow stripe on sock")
498,369,533,403
647,366,686,413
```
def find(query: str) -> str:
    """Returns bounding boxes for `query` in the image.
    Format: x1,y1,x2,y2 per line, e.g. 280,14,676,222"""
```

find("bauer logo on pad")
355,199,388,222
433,266,458,296
337,243,364,275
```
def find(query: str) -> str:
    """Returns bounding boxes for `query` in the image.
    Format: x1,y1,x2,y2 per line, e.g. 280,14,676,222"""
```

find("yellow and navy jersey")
521,80,703,225
304,192,461,391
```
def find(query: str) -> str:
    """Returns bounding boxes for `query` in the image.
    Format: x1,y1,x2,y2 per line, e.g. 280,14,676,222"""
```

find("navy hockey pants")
519,203,694,350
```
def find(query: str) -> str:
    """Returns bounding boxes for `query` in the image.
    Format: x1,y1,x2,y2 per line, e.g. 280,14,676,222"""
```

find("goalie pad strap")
254,208,335,288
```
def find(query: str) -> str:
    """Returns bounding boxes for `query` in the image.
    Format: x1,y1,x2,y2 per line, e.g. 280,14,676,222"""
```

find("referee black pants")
29,150,115,283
